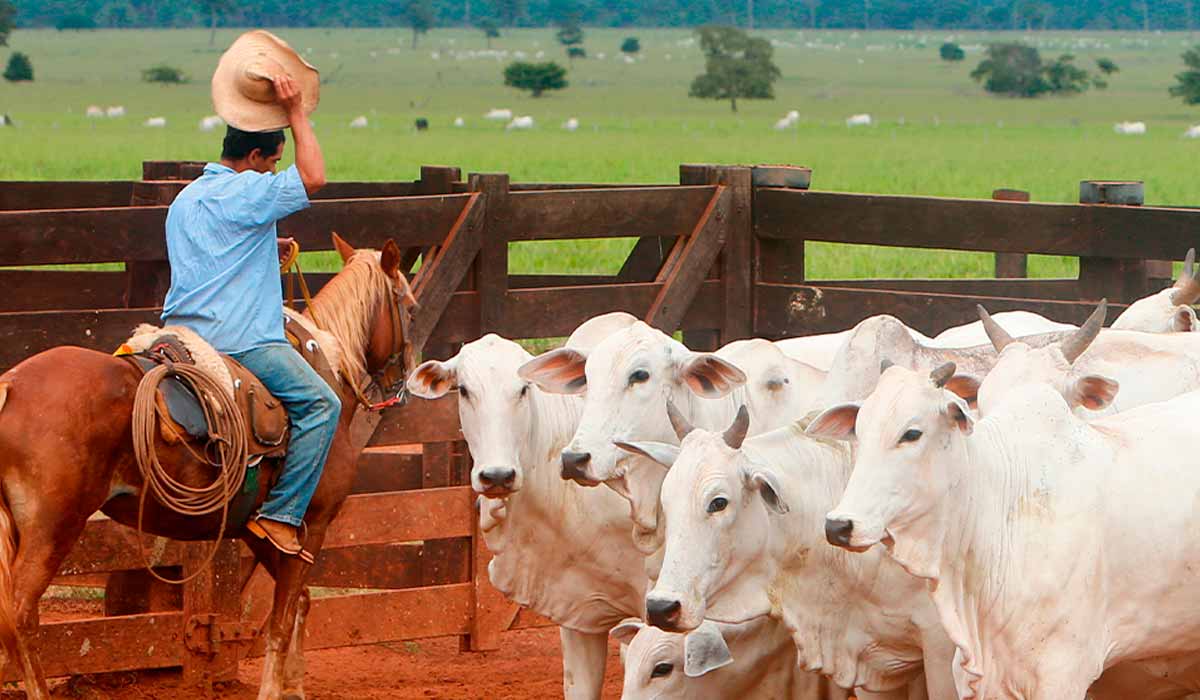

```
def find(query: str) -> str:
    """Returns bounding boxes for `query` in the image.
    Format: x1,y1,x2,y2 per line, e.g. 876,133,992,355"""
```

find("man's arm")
275,74,326,196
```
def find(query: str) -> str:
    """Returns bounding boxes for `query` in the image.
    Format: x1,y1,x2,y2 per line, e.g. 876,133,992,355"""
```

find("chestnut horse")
0,233,414,700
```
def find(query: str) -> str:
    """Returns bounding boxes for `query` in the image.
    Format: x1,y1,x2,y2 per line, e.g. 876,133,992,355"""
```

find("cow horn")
880,359,894,373
666,400,695,441
930,362,956,388
1061,299,1107,365
977,304,1014,353
1170,248,1200,306
723,405,750,450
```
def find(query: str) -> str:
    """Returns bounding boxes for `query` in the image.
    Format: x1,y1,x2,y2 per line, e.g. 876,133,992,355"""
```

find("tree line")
10,0,1200,32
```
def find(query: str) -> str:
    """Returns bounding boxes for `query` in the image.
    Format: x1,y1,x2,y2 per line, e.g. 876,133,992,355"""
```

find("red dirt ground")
26,598,625,700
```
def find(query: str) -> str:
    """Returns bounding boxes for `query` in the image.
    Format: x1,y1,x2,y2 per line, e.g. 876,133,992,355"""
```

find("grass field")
3,26,1200,279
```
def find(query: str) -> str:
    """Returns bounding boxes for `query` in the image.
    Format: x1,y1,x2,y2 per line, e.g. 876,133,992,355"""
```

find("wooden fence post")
413,166,465,360
469,173,510,335
678,165,721,350
750,165,811,339
992,189,1030,279
181,541,245,691
714,165,754,345
124,175,185,307
1078,180,1150,303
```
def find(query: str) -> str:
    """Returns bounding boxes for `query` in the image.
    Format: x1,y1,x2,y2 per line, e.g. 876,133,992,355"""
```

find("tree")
556,19,583,60
940,42,965,62
495,0,524,27
621,37,640,54
0,0,14,47
3,51,31,82
802,0,819,28
567,46,586,59
195,0,233,47
1096,58,1119,75
503,61,567,97
55,13,96,30
688,25,779,113
142,64,188,83
479,18,499,49
407,0,434,48
1170,45,1200,105
971,42,1100,98
1042,54,1091,94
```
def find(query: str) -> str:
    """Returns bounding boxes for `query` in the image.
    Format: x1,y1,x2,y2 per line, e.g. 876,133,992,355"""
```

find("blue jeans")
229,344,341,527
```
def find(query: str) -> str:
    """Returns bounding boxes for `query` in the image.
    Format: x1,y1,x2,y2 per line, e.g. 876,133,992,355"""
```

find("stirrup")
246,518,315,565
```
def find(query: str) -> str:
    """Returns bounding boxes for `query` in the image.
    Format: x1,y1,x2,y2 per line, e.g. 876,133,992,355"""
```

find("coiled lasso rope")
131,362,249,584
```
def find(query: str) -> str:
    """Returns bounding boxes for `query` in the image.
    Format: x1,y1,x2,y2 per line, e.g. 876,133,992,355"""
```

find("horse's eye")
899,428,922,444
458,386,470,400
629,369,650,385
651,662,674,678
707,497,729,513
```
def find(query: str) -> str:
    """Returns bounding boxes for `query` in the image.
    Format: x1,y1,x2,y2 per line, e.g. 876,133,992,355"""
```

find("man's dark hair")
221,126,286,160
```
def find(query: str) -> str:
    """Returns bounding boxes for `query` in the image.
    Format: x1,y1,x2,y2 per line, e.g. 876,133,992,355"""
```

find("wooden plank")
181,540,242,687
0,270,128,311
716,166,754,343
510,274,620,288
503,186,717,241
814,277,1080,298
304,541,471,589
0,612,184,680
645,186,729,332
470,174,510,335
316,182,420,199
353,445,423,493
508,182,670,191
754,188,1200,259
679,165,722,351
754,283,1128,339
992,189,1030,278
416,166,462,195
370,395,462,446
142,161,205,180
615,237,667,283
0,181,134,211
0,307,162,372
322,488,475,548
0,195,471,266
408,193,484,351
466,517,520,651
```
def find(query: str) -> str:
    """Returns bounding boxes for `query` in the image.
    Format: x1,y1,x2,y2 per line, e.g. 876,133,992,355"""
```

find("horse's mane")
306,249,391,382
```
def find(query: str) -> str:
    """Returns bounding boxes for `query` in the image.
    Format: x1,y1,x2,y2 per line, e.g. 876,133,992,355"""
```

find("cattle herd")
405,250,1200,700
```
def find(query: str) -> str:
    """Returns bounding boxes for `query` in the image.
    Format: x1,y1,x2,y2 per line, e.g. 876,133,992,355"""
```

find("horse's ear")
332,232,356,263
381,240,401,277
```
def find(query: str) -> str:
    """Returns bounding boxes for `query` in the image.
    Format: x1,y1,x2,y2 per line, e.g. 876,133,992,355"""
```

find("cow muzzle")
645,595,683,631
825,518,855,548
561,451,599,485
475,466,518,496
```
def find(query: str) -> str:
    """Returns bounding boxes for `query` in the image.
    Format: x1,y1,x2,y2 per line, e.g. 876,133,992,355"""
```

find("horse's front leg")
257,554,310,700
281,587,312,700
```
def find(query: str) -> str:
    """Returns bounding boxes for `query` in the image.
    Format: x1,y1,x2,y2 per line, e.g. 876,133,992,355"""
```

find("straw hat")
212,30,319,132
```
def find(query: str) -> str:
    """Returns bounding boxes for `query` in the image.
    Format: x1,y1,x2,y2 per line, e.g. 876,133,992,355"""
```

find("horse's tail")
0,382,41,694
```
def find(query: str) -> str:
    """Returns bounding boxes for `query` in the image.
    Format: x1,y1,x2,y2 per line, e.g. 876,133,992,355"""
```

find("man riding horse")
162,30,332,560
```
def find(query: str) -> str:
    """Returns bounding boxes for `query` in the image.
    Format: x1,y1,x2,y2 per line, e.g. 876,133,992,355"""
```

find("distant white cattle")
198,115,224,132
846,113,872,126
506,115,534,130
563,117,580,132
974,301,1200,418
773,113,797,130
817,364,1200,700
613,617,848,700
624,412,956,698
85,105,104,118
106,106,125,118
349,116,368,128
484,108,513,121
453,116,465,127
1114,120,1146,134
143,117,166,128
1185,124,1200,139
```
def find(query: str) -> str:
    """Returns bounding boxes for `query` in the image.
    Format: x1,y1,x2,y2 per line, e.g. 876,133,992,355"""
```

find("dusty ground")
24,598,624,700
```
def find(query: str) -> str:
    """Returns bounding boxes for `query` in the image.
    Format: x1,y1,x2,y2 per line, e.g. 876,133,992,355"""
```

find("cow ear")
380,239,401,277
1069,374,1119,411
806,403,860,440
518,348,588,395
943,374,982,410
678,354,747,399
684,621,734,678
407,359,456,399
610,618,645,646
615,441,680,469
332,232,356,263
1174,306,1196,333
944,398,974,435
742,465,789,514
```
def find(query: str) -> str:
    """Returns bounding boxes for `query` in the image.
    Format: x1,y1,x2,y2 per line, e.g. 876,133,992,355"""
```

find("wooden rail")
0,161,1195,688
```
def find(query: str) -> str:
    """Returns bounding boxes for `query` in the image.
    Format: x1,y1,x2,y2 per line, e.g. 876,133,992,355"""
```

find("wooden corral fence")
1,160,1197,688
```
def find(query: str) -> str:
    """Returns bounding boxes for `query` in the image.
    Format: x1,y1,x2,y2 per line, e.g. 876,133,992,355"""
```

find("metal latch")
184,614,258,655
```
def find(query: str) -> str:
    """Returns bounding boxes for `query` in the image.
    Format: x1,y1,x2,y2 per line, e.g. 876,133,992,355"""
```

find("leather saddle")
120,317,338,461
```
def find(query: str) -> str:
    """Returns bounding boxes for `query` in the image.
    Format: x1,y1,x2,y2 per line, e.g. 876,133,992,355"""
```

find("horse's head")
331,232,419,396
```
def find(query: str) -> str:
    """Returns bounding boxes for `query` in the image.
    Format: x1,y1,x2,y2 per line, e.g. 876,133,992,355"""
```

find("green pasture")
3,27,1200,279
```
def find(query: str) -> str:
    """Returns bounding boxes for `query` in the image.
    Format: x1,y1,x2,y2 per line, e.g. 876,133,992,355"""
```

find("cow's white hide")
818,366,1200,699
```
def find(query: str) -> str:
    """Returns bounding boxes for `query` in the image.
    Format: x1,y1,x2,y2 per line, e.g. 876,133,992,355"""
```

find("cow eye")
651,662,674,678
707,496,729,513
899,428,922,444
629,369,650,385
519,385,529,398
458,385,470,400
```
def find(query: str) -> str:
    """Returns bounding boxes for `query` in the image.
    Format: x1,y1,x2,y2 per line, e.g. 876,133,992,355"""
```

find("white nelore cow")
974,301,1200,418
621,411,955,699
407,314,641,699
815,364,1200,700
1110,248,1200,332
613,617,849,700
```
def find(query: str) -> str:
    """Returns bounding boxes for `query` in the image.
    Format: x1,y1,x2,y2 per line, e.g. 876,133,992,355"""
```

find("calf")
816,364,1200,699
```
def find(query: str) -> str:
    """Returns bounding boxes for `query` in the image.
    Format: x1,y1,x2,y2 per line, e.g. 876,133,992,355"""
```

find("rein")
281,239,413,412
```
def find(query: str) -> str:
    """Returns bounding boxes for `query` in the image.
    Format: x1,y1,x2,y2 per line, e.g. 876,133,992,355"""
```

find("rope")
131,362,249,585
